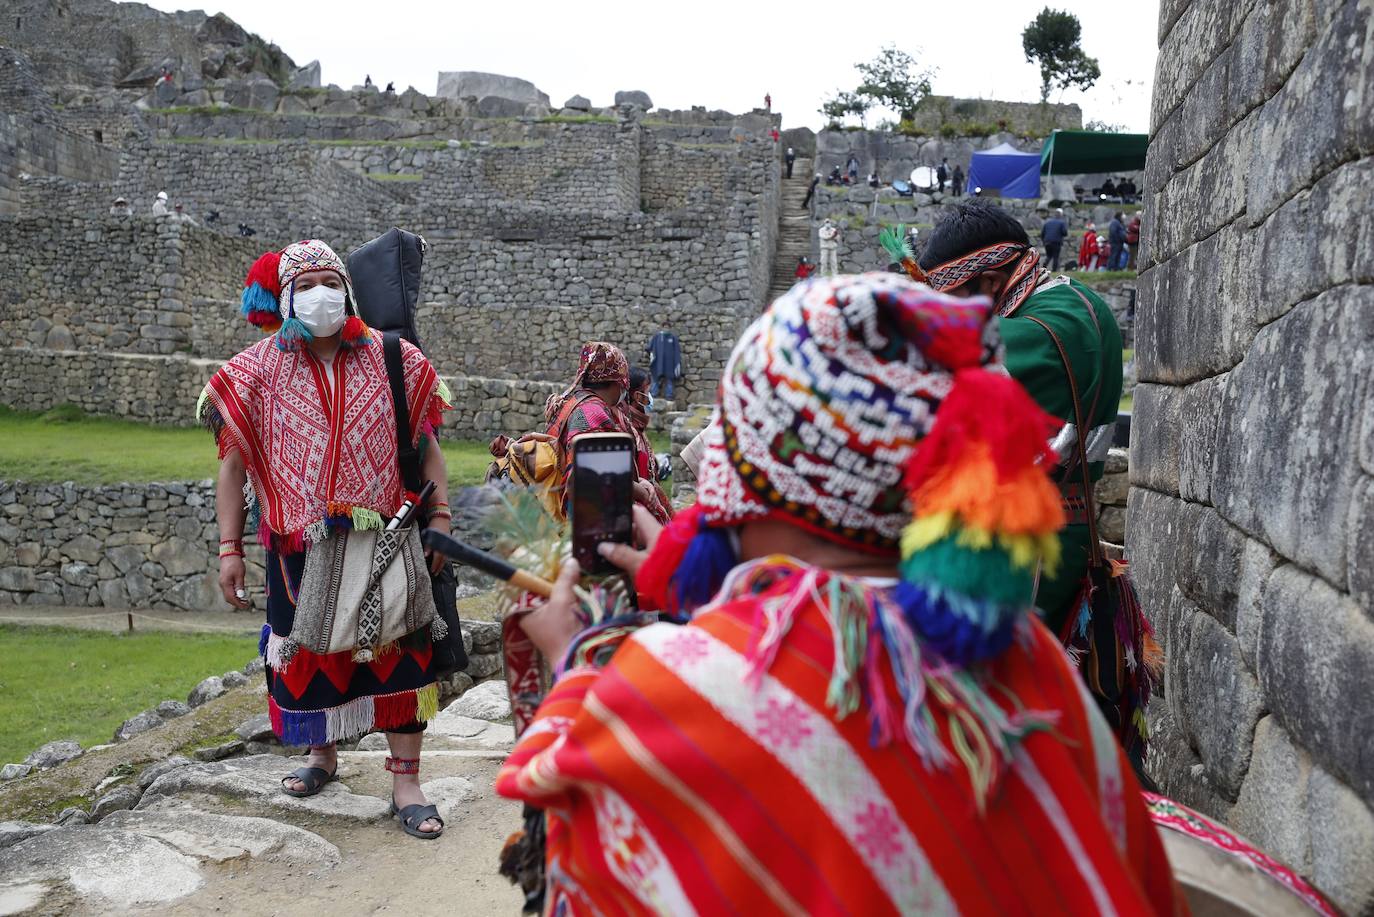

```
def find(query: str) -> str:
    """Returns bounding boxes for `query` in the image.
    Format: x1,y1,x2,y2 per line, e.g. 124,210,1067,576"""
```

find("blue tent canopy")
965,142,1041,199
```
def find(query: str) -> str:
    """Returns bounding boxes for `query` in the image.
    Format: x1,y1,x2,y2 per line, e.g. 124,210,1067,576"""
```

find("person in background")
544,343,636,518
385,81,395,93
801,172,820,210
936,157,949,192
867,169,880,188
173,203,198,227
1108,212,1128,271
623,367,673,524
794,255,815,280
1096,232,1109,271
845,153,859,183
951,162,965,197
764,91,771,111
1041,207,1069,271
917,200,1152,776
152,191,169,217
109,196,132,217
1126,212,1142,270
364,74,373,87
1078,221,1099,271
784,146,796,179
1100,177,1118,199
817,218,840,276
500,273,1179,914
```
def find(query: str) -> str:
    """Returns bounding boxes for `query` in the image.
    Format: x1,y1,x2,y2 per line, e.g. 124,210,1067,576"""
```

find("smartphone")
571,432,635,576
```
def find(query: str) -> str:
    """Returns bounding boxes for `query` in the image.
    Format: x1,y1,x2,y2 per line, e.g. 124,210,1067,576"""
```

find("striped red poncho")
497,559,1182,916
199,334,447,551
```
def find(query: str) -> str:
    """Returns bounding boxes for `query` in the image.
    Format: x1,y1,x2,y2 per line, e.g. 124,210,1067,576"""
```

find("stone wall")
908,96,1082,136
1134,2,1374,913
0,48,119,214
0,479,231,611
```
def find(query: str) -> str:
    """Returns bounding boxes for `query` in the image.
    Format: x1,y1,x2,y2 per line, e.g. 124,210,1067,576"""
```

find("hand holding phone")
571,433,636,576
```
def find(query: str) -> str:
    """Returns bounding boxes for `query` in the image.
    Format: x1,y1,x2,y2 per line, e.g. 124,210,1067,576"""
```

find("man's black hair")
628,366,649,391
917,199,1030,270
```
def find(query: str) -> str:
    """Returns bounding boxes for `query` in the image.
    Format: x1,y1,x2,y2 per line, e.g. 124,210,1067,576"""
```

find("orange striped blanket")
497,560,1182,915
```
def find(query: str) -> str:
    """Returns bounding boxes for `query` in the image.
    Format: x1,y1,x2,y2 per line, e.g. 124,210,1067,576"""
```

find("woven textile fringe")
736,559,1056,810
267,683,439,746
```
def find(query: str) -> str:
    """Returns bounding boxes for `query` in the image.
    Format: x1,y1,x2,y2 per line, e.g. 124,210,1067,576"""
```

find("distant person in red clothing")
764,92,771,111
1078,221,1100,271
794,255,815,280
1126,214,1142,269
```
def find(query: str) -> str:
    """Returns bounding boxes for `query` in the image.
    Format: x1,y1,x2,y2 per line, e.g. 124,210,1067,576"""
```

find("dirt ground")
153,755,523,917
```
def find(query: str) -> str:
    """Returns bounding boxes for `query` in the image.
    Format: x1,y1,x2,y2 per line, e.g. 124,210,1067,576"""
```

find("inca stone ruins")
0,0,1370,913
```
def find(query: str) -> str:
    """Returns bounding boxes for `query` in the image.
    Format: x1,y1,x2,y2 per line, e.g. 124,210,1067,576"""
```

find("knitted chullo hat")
638,272,1066,665
240,239,371,353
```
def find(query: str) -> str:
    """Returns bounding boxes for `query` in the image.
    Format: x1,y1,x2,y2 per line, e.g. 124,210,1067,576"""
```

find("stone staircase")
767,157,815,303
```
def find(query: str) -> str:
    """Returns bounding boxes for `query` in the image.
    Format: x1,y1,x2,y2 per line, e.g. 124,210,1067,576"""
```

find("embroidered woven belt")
1060,481,1091,526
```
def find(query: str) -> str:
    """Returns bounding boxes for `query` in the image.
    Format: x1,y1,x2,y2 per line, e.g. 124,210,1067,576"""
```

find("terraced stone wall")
1134,2,1374,913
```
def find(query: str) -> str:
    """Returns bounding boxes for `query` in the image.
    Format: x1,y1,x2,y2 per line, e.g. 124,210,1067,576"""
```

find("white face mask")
292,284,347,337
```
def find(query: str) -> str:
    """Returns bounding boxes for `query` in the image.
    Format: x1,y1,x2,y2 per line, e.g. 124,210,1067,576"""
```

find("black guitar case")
346,227,427,349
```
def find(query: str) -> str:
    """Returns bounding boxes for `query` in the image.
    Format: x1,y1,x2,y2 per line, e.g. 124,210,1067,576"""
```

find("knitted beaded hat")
240,239,370,352
638,272,1066,665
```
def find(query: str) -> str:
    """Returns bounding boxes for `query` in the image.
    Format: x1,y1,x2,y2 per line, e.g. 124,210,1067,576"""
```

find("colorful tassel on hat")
896,368,1065,667
241,250,283,327
275,315,312,352
340,314,372,348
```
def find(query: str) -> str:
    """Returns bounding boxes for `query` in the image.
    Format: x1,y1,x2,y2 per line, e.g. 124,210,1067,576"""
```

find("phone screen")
571,434,635,576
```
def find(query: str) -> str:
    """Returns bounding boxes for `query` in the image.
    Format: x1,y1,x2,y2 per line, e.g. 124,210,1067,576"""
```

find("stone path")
767,156,815,303
0,682,523,916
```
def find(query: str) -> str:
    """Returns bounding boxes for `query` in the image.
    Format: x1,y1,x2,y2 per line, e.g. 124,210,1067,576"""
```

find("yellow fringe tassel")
415,683,439,722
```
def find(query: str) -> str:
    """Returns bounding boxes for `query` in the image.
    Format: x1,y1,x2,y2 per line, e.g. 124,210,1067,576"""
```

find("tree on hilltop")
820,46,935,127
1022,7,1101,103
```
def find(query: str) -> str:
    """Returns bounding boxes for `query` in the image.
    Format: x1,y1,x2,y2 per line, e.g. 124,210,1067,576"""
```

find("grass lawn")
0,405,497,489
0,624,254,764
1066,270,1137,284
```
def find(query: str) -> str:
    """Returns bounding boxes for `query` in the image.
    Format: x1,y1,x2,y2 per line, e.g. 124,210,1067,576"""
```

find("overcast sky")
142,0,1160,133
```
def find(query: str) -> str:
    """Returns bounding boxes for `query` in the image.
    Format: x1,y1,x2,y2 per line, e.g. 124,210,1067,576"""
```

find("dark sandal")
280,765,337,798
390,798,445,839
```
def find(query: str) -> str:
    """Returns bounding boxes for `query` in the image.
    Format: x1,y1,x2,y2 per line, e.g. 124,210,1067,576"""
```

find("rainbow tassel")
898,369,1066,667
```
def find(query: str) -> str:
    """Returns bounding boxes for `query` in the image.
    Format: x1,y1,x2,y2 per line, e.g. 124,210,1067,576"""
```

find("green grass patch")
165,136,277,145
1123,348,1135,364
539,114,616,125
0,405,498,490
0,624,253,764
1066,270,1136,284
367,172,423,182
148,105,263,116
1120,391,1134,413
310,138,450,149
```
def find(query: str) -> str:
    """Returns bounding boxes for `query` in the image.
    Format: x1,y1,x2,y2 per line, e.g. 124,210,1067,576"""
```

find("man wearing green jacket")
918,200,1123,639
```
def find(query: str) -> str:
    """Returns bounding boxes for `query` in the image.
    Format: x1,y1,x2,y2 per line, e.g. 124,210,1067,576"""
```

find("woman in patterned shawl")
497,274,1181,913
198,240,452,838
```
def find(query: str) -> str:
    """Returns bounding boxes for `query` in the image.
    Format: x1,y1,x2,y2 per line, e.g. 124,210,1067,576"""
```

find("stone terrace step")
768,158,816,302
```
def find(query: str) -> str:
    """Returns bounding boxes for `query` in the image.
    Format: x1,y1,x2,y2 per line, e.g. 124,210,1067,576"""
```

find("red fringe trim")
374,691,422,730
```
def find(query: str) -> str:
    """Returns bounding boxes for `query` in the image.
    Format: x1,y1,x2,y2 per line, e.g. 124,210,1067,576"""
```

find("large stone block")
1259,565,1374,804
1246,0,1374,223
1250,158,1374,332
1125,488,1185,639
436,72,549,106
1176,610,1265,799
1230,715,1313,875
1151,0,1255,132
1128,383,1181,494
1211,287,1372,586
1348,476,1374,614
1308,767,1374,916
1176,375,1224,504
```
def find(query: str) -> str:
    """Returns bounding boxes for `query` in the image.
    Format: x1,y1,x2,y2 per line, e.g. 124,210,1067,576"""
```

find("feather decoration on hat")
878,224,927,283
